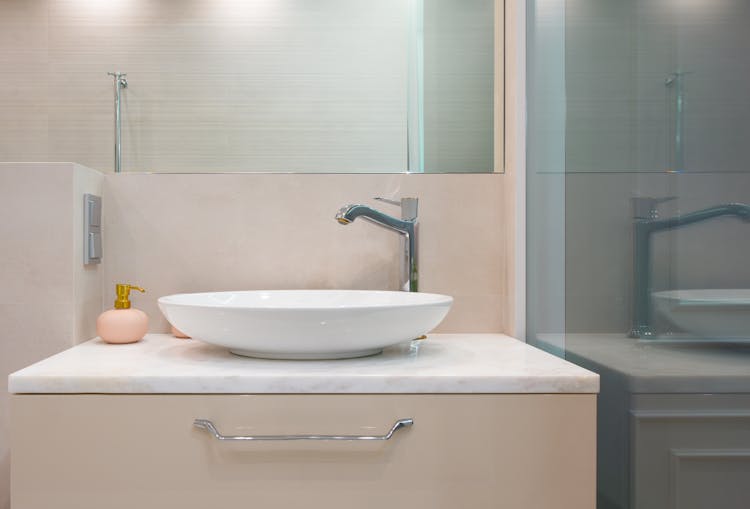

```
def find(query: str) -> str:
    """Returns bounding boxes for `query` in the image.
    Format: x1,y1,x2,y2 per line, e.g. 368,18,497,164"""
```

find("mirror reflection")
1,0,501,173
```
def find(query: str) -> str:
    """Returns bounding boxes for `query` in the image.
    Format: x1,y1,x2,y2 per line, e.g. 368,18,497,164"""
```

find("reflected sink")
158,290,453,359
653,289,750,339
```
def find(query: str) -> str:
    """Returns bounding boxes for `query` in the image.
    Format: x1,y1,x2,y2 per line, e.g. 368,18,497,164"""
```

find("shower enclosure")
526,1,750,507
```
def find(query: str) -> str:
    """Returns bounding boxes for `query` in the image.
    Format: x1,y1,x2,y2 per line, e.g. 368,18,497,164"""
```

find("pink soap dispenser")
97,284,148,344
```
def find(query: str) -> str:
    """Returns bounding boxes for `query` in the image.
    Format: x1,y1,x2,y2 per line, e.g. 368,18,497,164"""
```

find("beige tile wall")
102,173,509,334
73,165,105,341
501,0,523,338
0,163,103,509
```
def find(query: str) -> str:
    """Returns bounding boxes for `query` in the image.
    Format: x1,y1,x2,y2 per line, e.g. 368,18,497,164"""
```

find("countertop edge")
8,333,601,395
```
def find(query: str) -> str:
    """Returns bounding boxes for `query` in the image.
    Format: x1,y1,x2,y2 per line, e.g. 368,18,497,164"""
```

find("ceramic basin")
652,289,750,339
158,290,453,359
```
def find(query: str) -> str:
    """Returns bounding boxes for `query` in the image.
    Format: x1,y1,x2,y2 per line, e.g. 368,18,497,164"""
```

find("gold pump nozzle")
114,284,146,309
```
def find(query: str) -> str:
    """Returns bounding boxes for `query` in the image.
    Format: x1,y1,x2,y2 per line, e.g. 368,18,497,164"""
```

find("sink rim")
652,289,750,307
158,289,454,311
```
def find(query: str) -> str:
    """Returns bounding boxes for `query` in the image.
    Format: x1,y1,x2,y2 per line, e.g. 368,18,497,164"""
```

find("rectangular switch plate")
84,194,102,264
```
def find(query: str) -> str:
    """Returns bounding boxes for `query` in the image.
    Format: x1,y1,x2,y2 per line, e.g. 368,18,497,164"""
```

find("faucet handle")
631,196,677,219
374,196,418,221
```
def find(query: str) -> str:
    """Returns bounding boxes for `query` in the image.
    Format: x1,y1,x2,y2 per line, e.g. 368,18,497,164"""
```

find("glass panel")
526,0,567,355
527,0,750,507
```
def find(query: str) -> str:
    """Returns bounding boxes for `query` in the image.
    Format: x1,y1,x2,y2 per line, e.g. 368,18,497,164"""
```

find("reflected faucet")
335,197,419,292
629,199,750,338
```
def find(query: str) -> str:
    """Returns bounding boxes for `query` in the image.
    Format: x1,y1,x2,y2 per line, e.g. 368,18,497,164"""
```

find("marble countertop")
9,333,598,394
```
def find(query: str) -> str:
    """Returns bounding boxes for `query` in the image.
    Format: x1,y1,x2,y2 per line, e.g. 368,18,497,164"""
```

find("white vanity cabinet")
10,334,599,509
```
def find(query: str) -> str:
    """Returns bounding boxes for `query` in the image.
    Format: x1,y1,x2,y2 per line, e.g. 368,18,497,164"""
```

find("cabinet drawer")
12,394,595,509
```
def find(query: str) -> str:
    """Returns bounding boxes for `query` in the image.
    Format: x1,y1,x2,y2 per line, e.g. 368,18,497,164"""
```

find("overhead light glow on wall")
63,0,133,18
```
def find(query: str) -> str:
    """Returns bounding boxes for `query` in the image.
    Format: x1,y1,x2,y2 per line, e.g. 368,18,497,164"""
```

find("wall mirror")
1,0,503,173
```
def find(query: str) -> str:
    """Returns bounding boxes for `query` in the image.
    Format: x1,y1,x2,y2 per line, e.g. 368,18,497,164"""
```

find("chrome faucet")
629,198,750,338
335,197,419,292
107,71,128,174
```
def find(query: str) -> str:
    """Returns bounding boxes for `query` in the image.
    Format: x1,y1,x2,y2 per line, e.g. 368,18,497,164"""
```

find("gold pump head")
114,283,145,309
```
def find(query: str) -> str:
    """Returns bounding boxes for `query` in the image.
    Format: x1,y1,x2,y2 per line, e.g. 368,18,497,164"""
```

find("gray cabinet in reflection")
631,394,750,509
564,334,750,509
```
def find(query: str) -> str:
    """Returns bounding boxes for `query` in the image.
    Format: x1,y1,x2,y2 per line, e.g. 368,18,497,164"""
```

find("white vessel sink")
653,289,750,339
158,290,453,359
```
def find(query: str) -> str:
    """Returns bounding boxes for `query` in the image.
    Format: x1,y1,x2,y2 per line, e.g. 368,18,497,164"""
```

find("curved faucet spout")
641,203,750,234
336,204,413,234
335,203,418,292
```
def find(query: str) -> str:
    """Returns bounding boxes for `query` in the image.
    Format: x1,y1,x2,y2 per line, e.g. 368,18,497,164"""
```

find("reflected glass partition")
527,0,750,507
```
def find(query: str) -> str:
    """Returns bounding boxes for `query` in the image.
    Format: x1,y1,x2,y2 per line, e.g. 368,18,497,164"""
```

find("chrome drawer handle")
193,418,413,441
